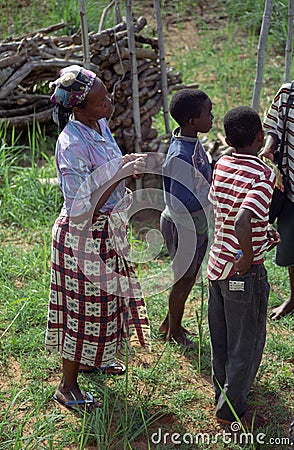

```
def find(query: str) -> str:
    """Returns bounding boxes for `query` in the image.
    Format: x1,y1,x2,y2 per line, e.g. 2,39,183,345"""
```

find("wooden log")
138,66,159,79
141,118,152,140
112,104,132,126
114,92,126,103
134,47,158,60
139,82,161,104
122,127,135,151
168,82,199,92
113,60,131,75
133,16,148,32
135,34,159,49
140,94,162,122
104,74,119,90
0,13,185,156
0,107,54,127
103,69,113,81
140,72,161,84
0,54,27,69
15,22,67,40
0,94,50,106
0,99,49,117
0,59,98,99
0,67,15,88
113,102,125,115
122,117,133,127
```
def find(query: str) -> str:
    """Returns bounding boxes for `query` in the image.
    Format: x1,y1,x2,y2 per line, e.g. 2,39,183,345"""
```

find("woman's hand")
122,153,147,164
121,153,147,179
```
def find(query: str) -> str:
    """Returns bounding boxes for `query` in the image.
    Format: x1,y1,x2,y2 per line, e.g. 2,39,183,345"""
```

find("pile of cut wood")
0,17,195,153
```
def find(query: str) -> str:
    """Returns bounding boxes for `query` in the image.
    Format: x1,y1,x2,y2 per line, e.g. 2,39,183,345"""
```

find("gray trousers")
208,264,269,421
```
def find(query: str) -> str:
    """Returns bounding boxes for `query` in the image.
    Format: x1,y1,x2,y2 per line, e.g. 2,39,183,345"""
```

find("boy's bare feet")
270,298,294,320
158,317,169,334
216,410,266,431
159,321,196,337
166,330,196,348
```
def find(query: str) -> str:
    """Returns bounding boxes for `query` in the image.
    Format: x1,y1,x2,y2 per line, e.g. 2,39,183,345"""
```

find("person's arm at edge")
260,132,279,162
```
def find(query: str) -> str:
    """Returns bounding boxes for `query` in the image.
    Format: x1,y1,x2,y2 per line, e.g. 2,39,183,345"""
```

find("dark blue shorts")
160,216,208,280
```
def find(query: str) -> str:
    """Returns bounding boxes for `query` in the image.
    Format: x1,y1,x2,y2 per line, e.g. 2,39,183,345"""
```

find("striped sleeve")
263,82,292,139
241,168,275,220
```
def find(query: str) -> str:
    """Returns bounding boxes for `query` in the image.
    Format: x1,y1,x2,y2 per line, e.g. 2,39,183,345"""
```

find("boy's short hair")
224,106,262,148
169,89,209,126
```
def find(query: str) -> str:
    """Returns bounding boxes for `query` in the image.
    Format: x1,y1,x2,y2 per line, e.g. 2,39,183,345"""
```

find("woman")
45,65,150,411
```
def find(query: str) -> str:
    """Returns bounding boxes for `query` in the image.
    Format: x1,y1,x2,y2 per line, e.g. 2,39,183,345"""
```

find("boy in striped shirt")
208,106,280,429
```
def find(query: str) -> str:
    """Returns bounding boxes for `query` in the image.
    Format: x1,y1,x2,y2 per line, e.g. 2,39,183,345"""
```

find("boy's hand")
267,225,281,251
233,251,254,276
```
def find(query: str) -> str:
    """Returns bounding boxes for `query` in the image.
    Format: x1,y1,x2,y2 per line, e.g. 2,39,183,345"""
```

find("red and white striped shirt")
207,153,275,280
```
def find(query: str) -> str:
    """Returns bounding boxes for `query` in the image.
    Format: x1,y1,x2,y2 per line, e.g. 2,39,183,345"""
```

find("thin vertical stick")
79,0,90,69
285,0,294,82
125,0,143,195
99,0,115,33
252,0,273,111
153,0,171,135
115,0,122,23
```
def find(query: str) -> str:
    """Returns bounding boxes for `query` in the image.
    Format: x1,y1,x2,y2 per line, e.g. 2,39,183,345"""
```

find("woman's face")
79,78,113,120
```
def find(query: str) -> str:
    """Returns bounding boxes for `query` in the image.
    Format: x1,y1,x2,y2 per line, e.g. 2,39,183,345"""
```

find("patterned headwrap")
50,65,96,131
50,65,96,108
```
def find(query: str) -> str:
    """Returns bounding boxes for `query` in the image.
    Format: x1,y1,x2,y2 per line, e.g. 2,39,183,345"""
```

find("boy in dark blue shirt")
160,89,213,347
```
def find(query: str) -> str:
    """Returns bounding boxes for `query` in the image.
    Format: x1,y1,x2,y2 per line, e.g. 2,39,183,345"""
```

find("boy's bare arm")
234,208,254,276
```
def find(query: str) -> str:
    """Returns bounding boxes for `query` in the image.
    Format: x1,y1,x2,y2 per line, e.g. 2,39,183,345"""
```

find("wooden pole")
99,1,115,33
252,0,273,111
285,0,294,82
115,0,122,24
153,0,171,135
98,0,122,32
78,0,90,69
125,0,143,195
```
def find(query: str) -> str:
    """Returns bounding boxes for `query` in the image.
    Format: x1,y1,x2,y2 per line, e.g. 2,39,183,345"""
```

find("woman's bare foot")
54,387,101,412
79,362,126,375
57,385,84,402
270,298,294,320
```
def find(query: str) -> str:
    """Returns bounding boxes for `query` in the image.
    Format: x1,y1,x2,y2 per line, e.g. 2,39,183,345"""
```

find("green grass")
0,211,293,449
1,1,294,449
0,0,116,39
